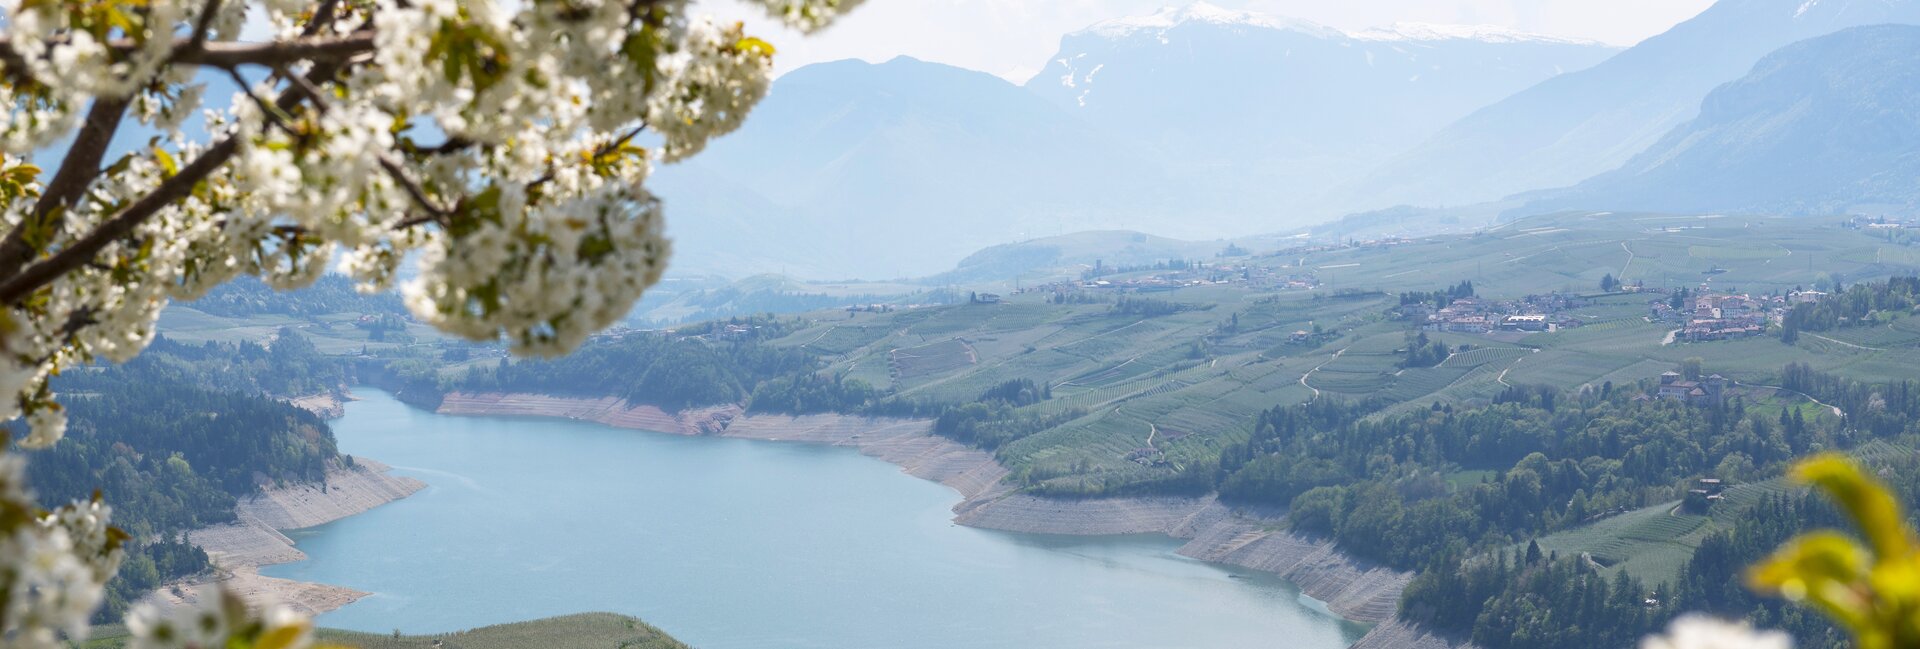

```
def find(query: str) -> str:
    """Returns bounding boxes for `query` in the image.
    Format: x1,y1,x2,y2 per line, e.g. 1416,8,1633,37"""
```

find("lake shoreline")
170,457,425,616
436,391,1427,644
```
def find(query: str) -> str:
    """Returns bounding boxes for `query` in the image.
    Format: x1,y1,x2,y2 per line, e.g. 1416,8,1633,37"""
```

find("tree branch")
528,124,649,192
280,70,452,218
302,0,344,37
0,97,132,279
0,54,360,306
185,0,225,56
0,32,377,73
0,135,240,306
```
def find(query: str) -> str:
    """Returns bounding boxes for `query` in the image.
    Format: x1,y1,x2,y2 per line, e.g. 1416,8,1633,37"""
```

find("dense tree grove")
185,275,408,318
1216,380,1846,553
1111,296,1195,317
1782,362,1920,438
456,334,822,410
55,332,352,399
1399,280,1477,310
39,384,336,515
748,373,884,414
1404,549,1657,649
24,345,343,622
930,379,1081,450
1780,276,1920,336
1194,367,1894,649
1670,493,1853,649
1401,331,1451,368
1406,452,1920,649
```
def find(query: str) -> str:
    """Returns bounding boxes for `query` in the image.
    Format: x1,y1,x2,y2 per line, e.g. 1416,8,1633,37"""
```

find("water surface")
266,388,1367,649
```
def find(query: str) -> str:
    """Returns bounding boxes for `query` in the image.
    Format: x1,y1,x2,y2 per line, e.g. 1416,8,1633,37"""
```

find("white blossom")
127,589,314,649
0,0,861,638
1641,616,1794,649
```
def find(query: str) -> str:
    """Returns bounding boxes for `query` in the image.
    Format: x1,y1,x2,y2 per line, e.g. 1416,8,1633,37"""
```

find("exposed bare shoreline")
167,457,425,616
438,391,1464,648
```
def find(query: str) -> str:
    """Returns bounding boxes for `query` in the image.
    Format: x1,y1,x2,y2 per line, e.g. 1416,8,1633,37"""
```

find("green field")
156,211,1920,576
705,213,1920,491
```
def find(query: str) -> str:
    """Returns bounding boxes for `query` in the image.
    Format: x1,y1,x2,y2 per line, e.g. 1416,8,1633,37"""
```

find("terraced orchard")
745,213,1920,497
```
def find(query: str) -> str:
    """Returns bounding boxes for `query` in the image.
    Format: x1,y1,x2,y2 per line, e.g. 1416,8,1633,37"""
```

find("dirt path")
1746,384,1847,418
1806,333,1884,352
1301,347,1348,400
1495,350,1537,387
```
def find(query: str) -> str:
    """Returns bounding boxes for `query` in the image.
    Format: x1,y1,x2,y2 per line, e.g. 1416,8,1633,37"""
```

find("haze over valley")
13,1,1920,649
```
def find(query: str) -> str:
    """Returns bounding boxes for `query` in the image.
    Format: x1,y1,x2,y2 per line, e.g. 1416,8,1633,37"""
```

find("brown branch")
0,52,361,306
185,0,225,55
302,0,344,37
280,71,452,218
403,137,476,156
0,135,241,306
0,97,132,280
0,32,377,73
528,124,649,191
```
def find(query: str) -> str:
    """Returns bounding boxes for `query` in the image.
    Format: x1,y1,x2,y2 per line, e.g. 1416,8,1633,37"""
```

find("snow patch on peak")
1350,22,1607,46
1079,6,1613,48
1082,1,1342,40
1795,0,1822,18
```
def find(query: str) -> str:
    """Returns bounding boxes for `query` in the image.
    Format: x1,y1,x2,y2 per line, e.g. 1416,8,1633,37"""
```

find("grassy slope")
1532,436,1896,589
87,613,690,649
756,214,1920,491
156,212,1920,578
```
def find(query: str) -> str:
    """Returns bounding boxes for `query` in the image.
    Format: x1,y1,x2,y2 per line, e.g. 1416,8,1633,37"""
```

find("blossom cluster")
1640,615,1794,649
0,452,124,648
0,0,860,642
126,587,319,649
0,0,858,442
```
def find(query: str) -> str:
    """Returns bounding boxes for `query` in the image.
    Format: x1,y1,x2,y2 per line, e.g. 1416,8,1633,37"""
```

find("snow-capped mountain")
1025,2,1619,221
651,3,1621,281
1348,22,1607,46
1342,0,1920,212
1078,2,1345,40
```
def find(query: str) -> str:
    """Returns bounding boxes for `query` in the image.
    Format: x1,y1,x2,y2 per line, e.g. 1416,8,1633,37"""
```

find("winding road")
1300,347,1347,400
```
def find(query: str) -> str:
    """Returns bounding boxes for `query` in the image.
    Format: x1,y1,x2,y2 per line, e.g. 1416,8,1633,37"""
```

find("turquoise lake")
263,388,1366,648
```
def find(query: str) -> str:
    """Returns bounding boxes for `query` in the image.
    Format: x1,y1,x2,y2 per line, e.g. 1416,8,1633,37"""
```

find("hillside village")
1400,292,1591,334
1649,287,1830,342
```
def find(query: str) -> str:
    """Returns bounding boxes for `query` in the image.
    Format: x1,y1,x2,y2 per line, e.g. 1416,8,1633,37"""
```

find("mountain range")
654,0,1920,283
652,3,1618,279
1518,24,1920,217
1342,0,1920,211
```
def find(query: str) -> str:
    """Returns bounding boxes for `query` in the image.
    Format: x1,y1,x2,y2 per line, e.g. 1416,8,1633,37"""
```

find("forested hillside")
185,275,406,318
23,334,348,621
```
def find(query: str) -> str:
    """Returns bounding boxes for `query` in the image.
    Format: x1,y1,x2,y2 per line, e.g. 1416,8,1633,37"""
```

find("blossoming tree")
0,0,856,645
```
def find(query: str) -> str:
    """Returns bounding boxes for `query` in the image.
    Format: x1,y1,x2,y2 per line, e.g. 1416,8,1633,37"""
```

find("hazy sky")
710,0,1717,82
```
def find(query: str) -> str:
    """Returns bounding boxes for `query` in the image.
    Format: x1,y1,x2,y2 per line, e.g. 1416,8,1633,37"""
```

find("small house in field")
1656,372,1728,404
1501,314,1549,332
